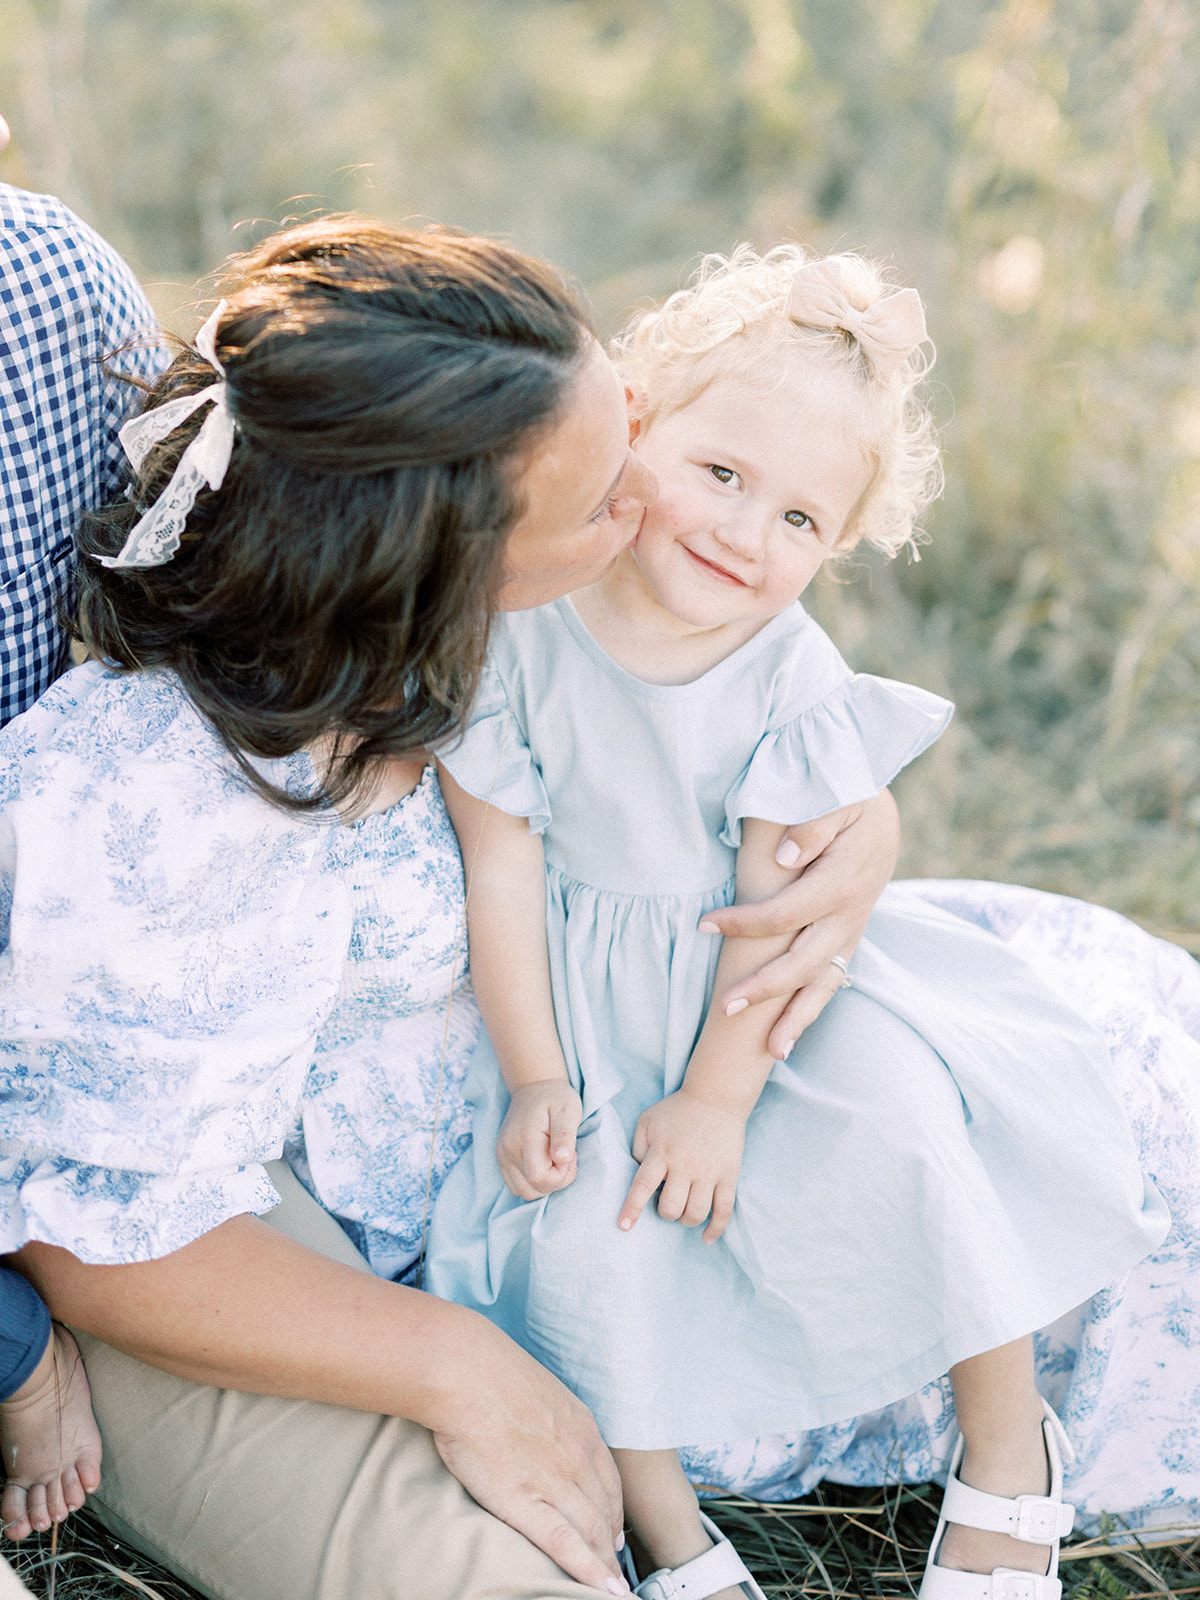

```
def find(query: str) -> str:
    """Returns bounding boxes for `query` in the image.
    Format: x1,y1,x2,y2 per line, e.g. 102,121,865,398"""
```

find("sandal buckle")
1015,1496,1072,1543
991,1573,1040,1600
636,1575,678,1600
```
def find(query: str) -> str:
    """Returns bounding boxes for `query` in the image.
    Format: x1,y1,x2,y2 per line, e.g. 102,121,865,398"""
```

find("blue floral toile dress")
0,655,1197,1532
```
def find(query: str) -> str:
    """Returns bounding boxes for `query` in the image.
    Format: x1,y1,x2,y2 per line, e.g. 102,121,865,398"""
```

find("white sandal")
918,1398,1077,1600
621,1511,767,1600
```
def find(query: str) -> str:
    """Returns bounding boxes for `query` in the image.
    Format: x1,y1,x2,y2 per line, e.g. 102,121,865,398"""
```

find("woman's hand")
497,1080,583,1199
700,789,900,1060
618,1091,747,1244
429,1315,628,1595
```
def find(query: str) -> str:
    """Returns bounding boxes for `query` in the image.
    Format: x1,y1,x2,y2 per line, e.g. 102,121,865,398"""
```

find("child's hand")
496,1080,583,1200
618,1091,746,1244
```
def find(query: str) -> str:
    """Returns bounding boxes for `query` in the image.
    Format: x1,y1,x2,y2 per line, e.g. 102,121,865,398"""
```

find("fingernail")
616,1531,626,1551
698,918,720,934
775,839,801,868
607,1579,630,1596
780,1038,796,1060
619,1217,632,1231
553,1147,571,1161
725,997,749,1017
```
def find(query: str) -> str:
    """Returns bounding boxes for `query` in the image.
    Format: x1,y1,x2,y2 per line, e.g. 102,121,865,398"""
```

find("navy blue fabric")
0,185,165,725
0,1266,50,1400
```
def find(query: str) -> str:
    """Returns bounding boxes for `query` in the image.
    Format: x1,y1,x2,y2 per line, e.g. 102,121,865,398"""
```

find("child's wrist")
677,1080,756,1122
504,1068,573,1093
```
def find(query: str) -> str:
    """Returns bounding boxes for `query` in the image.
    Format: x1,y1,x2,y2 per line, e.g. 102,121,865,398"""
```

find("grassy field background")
4,0,1198,944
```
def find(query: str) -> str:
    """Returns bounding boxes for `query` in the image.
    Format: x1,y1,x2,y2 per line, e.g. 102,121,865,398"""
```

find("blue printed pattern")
284,766,480,1282
0,663,351,1261
0,663,476,1281
0,184,165,724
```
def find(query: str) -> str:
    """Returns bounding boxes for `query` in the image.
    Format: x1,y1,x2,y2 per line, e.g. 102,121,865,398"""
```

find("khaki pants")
78,1163,601,1600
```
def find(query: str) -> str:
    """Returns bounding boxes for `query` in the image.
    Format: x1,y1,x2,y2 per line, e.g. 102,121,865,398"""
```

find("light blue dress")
427,599,1171,1451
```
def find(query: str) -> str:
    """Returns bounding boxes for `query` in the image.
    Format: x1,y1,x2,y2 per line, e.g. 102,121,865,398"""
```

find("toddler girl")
426,247,1168,1600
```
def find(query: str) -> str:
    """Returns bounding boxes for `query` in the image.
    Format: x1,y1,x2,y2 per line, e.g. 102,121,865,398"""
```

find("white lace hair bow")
786,261,927,380
96,301,235,570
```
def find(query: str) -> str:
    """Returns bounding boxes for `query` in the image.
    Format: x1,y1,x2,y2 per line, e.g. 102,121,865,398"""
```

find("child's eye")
588,496,617,525
783,510,813,530
709,465,736,485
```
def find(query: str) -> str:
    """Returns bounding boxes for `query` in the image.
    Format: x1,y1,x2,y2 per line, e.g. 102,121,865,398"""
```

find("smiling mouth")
683,545,749,586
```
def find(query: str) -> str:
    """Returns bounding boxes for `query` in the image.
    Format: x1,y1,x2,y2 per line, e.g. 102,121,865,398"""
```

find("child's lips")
683,545,749,586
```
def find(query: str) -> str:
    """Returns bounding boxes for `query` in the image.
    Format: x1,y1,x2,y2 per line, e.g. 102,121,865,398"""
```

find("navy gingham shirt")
1,185,165,725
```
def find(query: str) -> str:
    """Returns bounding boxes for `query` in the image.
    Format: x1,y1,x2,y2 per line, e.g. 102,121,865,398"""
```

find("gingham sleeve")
0,185,166,726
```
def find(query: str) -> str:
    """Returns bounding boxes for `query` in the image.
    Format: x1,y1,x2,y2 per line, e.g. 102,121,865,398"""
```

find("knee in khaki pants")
80,1164,600,1600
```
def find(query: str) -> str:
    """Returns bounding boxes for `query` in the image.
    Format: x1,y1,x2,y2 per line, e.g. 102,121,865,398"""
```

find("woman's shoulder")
0,665,348,1077
0,663,308,821
0,665,328,922
4,661,207,764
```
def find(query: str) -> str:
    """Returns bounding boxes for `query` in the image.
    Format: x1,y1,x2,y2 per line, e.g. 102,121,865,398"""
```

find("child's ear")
625,384,648,445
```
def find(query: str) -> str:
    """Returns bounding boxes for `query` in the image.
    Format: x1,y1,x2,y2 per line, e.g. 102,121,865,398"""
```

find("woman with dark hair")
0,217,900,1600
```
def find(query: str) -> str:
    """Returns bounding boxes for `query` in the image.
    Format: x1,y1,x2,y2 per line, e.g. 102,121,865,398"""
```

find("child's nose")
715,505,769,559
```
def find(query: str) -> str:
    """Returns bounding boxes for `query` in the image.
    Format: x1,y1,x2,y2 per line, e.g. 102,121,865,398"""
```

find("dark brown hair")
76,217,593,810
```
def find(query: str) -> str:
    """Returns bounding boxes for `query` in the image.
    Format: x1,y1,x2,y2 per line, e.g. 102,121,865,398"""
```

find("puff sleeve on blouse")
0,664,353,1264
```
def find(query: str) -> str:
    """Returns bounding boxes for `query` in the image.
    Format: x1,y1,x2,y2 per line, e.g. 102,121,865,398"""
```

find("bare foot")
0,1326,102,1540
935,1421,1052,1577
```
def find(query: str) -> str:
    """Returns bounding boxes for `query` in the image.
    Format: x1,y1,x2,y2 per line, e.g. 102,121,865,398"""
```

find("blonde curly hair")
612,244,941,556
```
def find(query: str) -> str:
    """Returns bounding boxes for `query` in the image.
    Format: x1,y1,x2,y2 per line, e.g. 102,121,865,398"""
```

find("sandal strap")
921,1567,1064,1600
941,1476,1075,1544
635,1537,752,1600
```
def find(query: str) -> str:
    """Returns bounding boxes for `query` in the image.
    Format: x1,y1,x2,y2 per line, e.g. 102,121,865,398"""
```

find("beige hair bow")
786,260,927,379
96,301,235,570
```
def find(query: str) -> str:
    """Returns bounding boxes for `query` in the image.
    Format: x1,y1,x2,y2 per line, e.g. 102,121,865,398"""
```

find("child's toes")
77,1450,101,1496
1,1484,31,1542
23,1483,50,1534
58,1464,88,1515
43,1474,66,1523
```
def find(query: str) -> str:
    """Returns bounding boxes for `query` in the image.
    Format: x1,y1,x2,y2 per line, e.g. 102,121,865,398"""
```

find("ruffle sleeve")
721,673,953,846
436,660,551,833
0,1150,282,1265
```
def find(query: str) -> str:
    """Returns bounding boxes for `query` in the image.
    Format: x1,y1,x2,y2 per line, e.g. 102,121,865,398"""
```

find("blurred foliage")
1,0,1198,940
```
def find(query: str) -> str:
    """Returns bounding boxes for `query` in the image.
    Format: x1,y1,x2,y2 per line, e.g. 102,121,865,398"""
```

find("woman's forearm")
16,1216,629,1593
17,1215,490,1422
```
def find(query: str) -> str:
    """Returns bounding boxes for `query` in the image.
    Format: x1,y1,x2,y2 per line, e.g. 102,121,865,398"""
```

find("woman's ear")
625,384,648,445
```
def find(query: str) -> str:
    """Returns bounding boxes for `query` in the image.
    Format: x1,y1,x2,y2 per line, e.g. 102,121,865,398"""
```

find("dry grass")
5,1513,198,1600
6,1493,1199,1600
702,1490,1200,1600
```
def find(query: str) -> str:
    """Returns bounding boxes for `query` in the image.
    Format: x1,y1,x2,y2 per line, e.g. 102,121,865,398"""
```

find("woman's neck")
569,554,771,686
